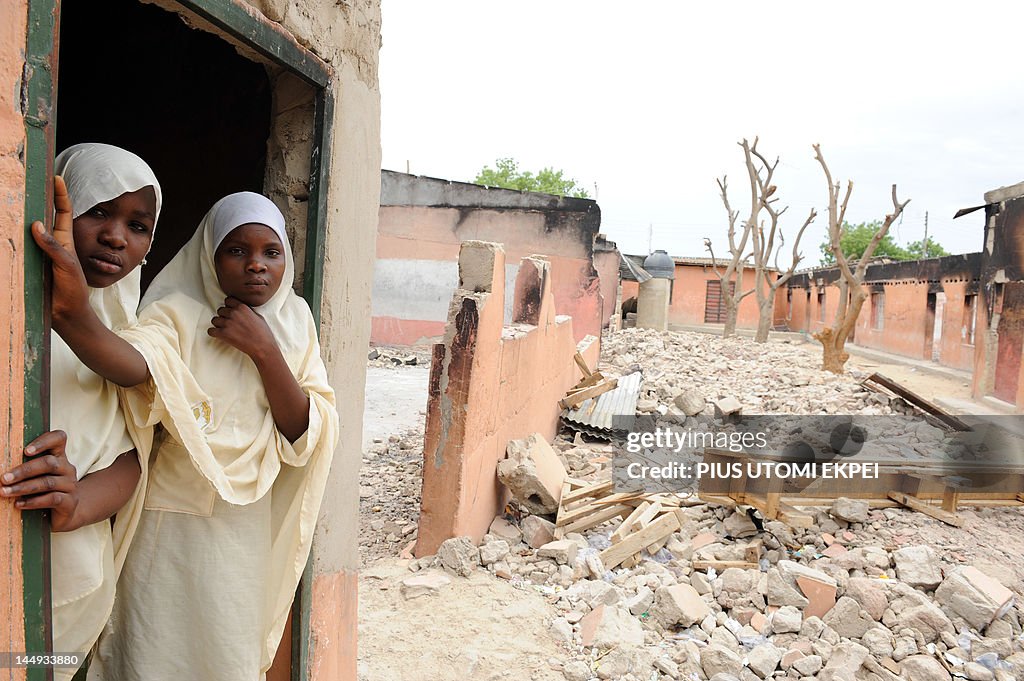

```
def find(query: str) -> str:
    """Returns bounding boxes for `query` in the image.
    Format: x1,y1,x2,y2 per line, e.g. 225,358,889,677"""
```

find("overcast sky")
379,2,1024,266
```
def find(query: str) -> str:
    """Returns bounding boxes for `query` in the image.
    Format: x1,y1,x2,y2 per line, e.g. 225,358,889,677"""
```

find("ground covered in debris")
358,329,1024,681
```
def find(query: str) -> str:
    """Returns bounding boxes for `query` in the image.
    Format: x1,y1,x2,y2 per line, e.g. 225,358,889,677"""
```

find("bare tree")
708,138,816,341
705,141,758,337
741,140,817,343
813,144,909,373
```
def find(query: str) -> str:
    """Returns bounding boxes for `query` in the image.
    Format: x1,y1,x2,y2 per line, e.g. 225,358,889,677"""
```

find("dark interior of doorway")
56,0,272,290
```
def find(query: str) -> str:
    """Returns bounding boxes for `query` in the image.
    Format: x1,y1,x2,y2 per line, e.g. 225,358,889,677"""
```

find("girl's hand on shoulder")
30,176,90,322
208,297,279,362
1,430,81,532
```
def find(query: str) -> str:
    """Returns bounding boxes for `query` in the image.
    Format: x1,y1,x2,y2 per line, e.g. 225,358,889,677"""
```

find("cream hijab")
120,192,338,668
49,143,160,678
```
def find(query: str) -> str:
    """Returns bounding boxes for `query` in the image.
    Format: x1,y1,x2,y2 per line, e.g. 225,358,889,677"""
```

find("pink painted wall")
415,242,599,557
621,262,783,329
374,173,611,347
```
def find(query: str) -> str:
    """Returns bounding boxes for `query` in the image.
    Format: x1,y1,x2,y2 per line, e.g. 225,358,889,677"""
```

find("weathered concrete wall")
786,254,981,373
415,241,599,557
621,262,776,329
373,171,608,346
593,236,620,328
0,0,27,674
974,184,1024,407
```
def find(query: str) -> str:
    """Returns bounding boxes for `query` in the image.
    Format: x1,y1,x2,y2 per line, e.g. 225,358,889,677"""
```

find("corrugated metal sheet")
562,372,643,439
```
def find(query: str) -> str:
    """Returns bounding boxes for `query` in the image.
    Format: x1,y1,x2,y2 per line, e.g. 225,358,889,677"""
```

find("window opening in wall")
963,293,978,345
817,289,825,322
871,290,884,330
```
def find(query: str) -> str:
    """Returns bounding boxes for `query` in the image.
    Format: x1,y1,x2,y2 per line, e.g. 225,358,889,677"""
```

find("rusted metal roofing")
562,371,643,439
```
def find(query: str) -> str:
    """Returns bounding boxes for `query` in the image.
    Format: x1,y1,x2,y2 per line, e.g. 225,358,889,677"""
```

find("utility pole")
648,223,653,255
923,211,929,258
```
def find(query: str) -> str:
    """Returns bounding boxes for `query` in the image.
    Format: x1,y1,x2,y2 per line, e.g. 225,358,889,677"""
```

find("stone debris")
359,329,1024,681
436,536,480,577
497,433,568,515
399,571,451,599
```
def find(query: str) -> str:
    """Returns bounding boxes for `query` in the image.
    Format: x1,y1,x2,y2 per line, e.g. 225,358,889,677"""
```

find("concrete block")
400,571,451,599
936,566,1015,630
746,644,783,679
521,515,556,549
498,432,567,515
579,604,644,648
538,539,577,565
893,545,943,589
673,389,706,416
823,596,874,638
437,536,480,577
899,654,952,681
830,497,869,522
650,583,710,629
713,397,743,421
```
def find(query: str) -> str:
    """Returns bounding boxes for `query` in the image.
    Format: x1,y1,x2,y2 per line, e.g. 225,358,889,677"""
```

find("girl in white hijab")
61,191,339,680
1,142,161,680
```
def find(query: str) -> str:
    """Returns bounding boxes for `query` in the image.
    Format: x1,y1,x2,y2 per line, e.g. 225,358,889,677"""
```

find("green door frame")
22,2,334,679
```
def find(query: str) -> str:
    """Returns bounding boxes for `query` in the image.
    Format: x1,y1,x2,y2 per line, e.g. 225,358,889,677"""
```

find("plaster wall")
593,246,620,328
415,242,599,557
621,263,773,329
374,175,608,346
0,0,28,671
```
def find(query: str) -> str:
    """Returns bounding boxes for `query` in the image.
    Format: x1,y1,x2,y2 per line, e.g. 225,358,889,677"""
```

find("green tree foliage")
905,237,950,259
818,221,949,264
473,157,591,198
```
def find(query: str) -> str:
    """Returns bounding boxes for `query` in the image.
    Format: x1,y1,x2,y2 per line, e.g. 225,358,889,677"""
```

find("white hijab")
120,191,338,668
49,142,161,679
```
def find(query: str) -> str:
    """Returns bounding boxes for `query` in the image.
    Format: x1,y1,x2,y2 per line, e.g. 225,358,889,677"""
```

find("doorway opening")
56,0,273,289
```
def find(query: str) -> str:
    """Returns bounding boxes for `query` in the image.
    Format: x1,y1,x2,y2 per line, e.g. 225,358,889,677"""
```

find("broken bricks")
497,432,567,515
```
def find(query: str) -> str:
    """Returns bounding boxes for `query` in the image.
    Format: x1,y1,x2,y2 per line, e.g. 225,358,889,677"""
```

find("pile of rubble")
367,345,432,368
361,329,1024,680
359,427,424,565
406,454,1024,680
602,329,891,416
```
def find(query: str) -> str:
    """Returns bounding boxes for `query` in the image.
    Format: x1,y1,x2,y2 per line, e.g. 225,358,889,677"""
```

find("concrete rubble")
361,328,1024,681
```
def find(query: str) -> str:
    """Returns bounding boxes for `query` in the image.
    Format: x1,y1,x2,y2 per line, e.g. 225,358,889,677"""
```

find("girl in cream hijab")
1,143,161,680
55,191,339,680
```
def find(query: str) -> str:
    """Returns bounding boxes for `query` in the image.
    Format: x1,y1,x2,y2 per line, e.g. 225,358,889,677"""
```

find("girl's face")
213,223,286,307
73,186,157,288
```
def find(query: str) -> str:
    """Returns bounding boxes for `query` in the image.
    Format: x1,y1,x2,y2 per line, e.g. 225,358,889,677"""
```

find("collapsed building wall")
415,241,599,556
787,253,982,373
373,171,612,346
974,181,1024,406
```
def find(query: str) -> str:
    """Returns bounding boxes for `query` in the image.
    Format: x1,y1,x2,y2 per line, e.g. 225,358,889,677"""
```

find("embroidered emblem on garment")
191,400,213,431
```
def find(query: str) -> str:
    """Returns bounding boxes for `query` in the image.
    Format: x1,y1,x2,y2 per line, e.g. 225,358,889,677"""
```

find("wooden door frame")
22,1,334,678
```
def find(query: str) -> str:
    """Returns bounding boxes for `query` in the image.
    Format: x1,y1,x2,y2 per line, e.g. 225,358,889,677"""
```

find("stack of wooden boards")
559,352,618,411
552,477,703,570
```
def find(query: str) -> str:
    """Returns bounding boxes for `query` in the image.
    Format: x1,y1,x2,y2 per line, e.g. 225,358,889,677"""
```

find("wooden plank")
599,513,680,570
559,504,634,536
634,501,663,529
560,479,613,505
863,373,970,431
692,560,759,571
557,492,637,527
777,503,815,528
941,486,960,513
559,379,618,409
574,351,593,377
888,491,964,527
611,502,650,544
569,372,604,393
646,535,671,555
564,477,591,489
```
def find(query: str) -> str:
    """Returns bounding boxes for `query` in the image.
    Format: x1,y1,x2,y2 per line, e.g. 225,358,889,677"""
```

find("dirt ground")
357,561,566,681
